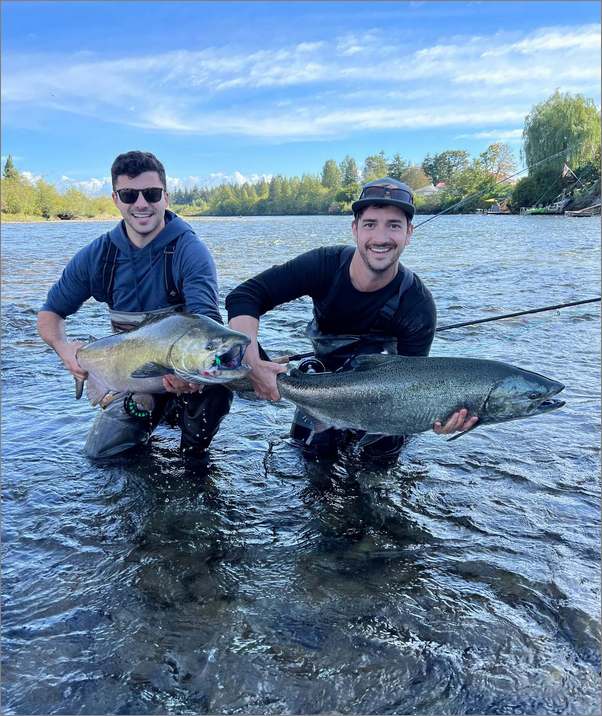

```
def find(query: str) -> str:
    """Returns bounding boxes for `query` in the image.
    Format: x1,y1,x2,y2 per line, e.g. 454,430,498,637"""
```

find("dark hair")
111,151,167,190
353,203,411,223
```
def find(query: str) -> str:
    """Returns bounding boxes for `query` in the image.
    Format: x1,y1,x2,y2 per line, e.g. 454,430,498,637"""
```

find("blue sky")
1,1,600,194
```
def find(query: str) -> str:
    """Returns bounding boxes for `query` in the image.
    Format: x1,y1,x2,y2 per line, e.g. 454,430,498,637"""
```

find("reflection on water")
1,215,600,714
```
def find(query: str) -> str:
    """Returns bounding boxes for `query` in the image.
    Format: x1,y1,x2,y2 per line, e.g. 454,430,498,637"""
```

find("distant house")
415,184,440,197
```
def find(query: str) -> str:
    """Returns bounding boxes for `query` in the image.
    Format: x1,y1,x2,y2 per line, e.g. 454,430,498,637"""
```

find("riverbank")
0,210,500,223
1,213,119,223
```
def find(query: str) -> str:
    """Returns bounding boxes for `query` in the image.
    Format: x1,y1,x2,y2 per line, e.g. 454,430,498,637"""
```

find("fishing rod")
435,297,601,331
413,146,580,229
276,145,598,363
283,297,601,362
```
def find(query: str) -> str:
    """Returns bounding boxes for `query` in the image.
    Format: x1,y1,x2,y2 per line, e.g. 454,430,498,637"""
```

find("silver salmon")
76,313,250,406
276,354,565,439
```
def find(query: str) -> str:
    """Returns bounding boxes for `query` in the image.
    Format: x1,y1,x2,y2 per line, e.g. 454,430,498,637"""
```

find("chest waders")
289,248,415,463
98,236,185,419
83,237,233,461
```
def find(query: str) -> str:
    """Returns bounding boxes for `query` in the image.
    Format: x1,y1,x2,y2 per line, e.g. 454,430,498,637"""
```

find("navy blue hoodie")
41,211,221,322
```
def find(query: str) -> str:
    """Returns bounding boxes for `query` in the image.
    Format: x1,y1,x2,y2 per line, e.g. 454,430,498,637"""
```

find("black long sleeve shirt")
226,245,437,357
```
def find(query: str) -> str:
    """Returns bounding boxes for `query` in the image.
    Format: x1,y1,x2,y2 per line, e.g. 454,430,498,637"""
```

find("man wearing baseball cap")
226,177,477,463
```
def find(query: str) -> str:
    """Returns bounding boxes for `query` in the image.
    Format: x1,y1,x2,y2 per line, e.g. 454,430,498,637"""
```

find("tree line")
1,159,119,220
168,144,520,216
2,91,599,221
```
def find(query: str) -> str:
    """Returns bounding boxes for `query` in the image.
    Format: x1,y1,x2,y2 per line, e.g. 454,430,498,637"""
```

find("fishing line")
413,146,580,229
273,145,599,363
283,298,601,362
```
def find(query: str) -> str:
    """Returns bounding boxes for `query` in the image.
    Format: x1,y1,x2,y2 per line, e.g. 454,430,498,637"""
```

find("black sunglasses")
115,187,165,204
360,186,413,203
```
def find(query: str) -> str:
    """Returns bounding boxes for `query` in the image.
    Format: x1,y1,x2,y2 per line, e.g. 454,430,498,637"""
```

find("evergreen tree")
387,154,409,180
338,155,361,204
362,151,388,181
339,155,360,186
3,154,19,180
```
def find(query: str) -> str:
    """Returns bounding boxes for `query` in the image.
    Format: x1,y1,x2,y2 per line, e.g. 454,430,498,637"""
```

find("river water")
1,214,600,715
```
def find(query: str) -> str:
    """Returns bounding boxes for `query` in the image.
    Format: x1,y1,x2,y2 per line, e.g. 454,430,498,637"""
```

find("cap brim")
351,197,415,219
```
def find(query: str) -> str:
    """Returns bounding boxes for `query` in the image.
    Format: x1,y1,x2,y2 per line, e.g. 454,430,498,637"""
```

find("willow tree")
522,91,601,177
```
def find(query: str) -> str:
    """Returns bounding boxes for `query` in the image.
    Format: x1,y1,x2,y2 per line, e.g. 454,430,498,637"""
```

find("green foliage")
510,92,601,211
339,155,360,186
321,160,341,189
4,100,598,220
1,175,37,214
422,150,470,185
509,175,543,210
1,166,119,220
35,179,61,219
477,143,517,180
362,151,388,181
523,91,601,177
441,161,499,213
573,144,601,186
3,154,19,180
414,191,444,215
400,165,431,190
387,154,410,180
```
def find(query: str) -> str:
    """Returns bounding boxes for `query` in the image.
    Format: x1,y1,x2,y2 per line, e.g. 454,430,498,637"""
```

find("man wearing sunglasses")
37,150,232,463
226,176,477,463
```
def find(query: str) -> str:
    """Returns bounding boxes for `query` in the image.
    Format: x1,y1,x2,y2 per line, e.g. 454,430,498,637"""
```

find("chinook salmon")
276,354,565,440
75,313,250,406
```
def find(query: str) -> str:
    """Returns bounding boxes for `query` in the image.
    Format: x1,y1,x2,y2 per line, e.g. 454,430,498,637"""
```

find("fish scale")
75,313,250,406
277,354,565,438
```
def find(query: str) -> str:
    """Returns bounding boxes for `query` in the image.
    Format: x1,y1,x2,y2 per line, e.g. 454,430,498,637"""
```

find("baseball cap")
351,177,415,220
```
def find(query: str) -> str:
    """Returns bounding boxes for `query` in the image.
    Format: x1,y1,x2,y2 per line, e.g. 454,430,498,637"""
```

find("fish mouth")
197,343,250,381
214,343,246,370
535,397,565,414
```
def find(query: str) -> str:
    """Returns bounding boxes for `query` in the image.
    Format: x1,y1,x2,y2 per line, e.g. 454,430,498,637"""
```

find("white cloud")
482,25,601,56
456,128,523,141
204,171,272,187
5,170,274,197
21,170,42,184
2,23,599,140
166,172,273,192
59,175,112,195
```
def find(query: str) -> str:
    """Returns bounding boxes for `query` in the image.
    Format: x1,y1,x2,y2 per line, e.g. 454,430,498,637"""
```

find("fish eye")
528,391,541,400
206,341,217,351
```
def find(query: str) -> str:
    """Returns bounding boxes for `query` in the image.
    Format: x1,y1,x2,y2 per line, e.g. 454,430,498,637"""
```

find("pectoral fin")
355,433,388,449
447,424,480,441
174,368,203,383
75,377,85,400
304,417,333,445
130,362,172,379
86,375,111,407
